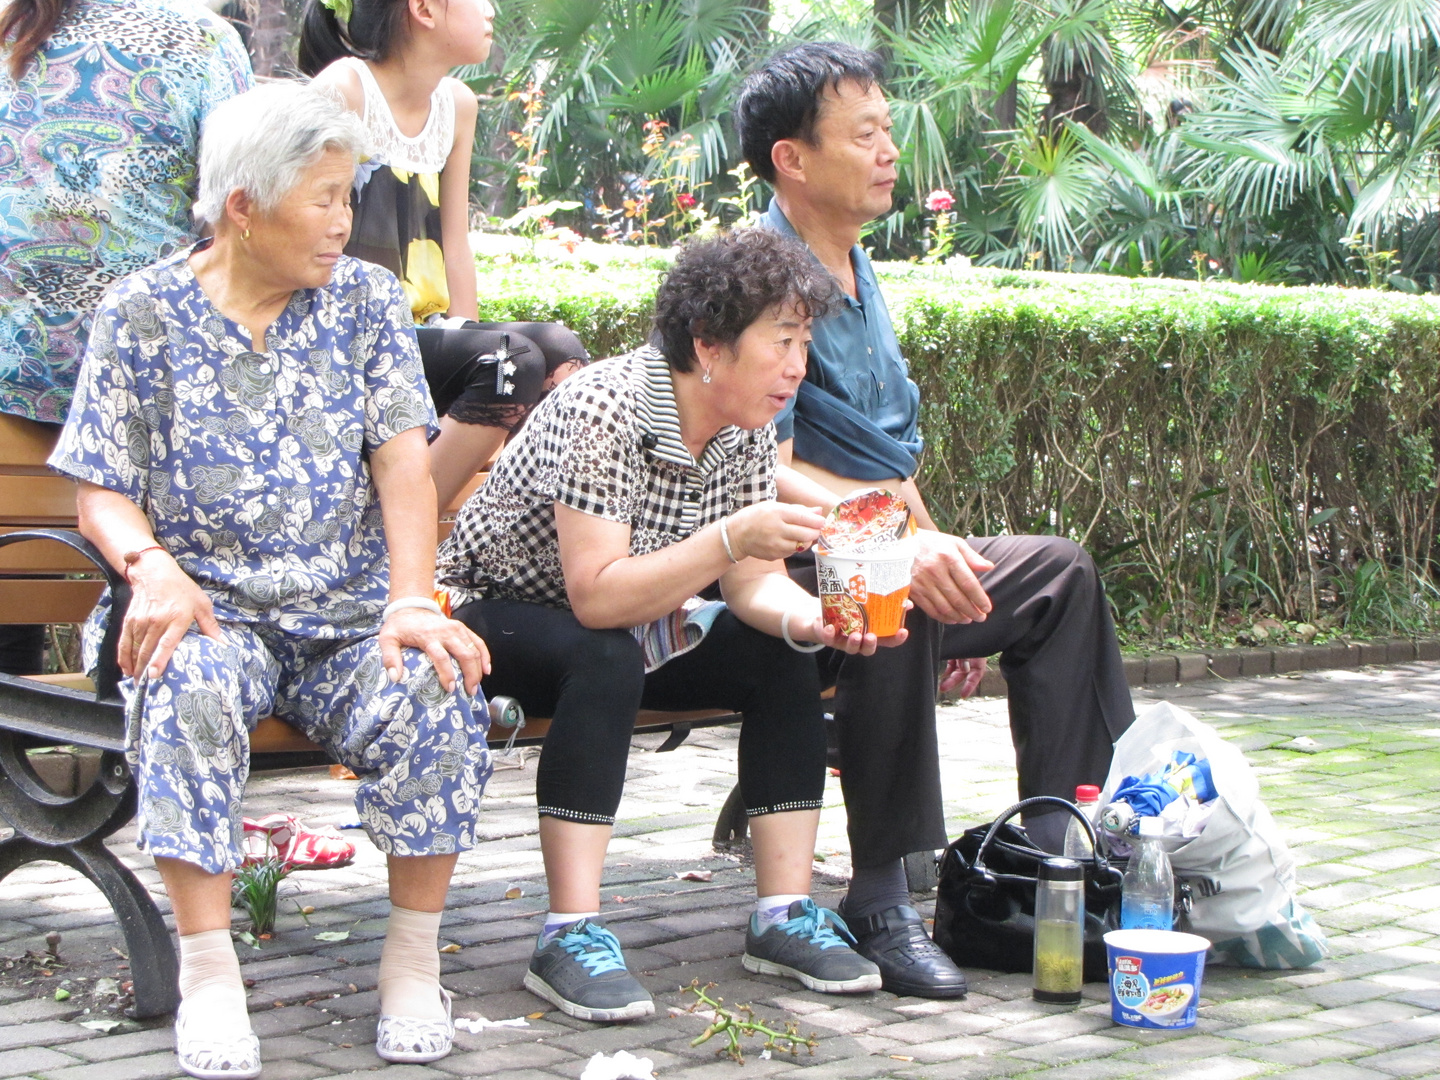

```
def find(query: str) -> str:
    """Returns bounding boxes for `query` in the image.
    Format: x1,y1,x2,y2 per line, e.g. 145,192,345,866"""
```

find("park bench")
0,412,760,1018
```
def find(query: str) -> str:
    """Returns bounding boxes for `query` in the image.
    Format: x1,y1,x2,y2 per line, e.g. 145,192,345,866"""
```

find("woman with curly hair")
437,228,910,1023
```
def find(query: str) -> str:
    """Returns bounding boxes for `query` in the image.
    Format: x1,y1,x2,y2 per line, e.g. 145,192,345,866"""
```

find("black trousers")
453,598,829,825
799,535,1134,868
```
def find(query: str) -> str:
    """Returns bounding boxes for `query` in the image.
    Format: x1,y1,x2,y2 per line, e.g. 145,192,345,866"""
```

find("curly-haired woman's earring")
701,367,712,384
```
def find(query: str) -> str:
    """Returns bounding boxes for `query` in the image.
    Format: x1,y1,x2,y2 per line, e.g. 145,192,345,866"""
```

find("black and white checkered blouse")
436,346,777,616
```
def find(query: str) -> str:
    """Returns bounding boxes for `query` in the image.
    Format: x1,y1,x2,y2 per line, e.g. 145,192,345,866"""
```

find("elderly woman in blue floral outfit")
49,82,492,1079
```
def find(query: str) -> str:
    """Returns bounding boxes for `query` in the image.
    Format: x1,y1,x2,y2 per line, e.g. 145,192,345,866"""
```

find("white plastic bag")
1101,702,1329,969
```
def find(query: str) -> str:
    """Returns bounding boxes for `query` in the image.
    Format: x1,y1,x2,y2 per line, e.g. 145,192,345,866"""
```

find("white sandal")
174,1001,261,1080
376,986,454,1063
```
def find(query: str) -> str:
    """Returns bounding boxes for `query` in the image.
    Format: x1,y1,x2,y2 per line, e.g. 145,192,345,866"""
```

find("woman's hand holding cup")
791,601,912,656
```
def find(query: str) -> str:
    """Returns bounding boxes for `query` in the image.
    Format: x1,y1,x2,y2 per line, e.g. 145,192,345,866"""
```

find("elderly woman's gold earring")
701,366,712,384
242,228,251,240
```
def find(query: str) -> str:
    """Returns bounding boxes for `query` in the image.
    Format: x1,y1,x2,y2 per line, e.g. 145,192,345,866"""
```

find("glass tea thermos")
1033,857,1085,1003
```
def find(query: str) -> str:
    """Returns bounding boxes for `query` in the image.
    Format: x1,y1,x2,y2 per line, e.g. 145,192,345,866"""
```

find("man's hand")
120,554,224,679
380,609,491,697
910,530,995,624
939,657,988,698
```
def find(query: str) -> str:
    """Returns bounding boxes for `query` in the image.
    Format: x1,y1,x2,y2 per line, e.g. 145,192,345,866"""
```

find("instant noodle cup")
1104,929,1209,1029
819,488,914,555
815,535,916,638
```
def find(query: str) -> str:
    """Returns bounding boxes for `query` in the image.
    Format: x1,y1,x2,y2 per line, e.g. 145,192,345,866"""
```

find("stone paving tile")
1272,1066,1400,1080
5,662,1440,1079
0,1044,82,1078
1360,1044,1440,1076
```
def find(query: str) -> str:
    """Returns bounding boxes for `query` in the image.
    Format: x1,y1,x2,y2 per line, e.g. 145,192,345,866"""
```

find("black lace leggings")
453,597,830,826
415,321,590,432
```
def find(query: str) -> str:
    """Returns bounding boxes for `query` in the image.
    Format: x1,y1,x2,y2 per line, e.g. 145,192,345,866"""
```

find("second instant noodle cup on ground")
816,489,917,638
1104,929,1209,1029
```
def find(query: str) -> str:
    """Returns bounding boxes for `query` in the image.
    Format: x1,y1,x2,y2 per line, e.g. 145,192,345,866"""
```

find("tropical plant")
464,0,766,233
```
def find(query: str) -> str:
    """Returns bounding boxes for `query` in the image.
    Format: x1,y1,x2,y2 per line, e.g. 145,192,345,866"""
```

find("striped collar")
633,345,744,472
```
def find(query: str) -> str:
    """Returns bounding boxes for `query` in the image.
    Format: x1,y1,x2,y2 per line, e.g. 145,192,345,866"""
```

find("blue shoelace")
559,921,629,976
777,898,853,951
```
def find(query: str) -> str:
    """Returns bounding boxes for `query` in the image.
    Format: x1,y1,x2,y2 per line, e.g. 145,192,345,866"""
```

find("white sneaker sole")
524,970,655,1023
742,952,883,993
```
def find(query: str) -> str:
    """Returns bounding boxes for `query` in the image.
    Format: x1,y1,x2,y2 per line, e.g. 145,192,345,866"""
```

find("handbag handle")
971,795,1117,885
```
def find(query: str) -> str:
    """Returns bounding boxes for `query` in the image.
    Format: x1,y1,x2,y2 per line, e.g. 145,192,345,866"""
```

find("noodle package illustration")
816,489,917,638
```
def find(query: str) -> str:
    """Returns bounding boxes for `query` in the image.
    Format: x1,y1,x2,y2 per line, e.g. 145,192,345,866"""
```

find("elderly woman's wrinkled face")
703,303,812,430
248,148,354,292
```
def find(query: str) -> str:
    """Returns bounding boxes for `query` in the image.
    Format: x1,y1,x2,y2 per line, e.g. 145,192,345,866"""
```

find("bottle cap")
1139,816,1164,837
1074,784,1101,803
1038,857,1085,882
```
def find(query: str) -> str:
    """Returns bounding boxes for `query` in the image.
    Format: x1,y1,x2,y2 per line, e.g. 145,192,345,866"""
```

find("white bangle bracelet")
718,516,739,564
383,597,444,621
781,605,826,653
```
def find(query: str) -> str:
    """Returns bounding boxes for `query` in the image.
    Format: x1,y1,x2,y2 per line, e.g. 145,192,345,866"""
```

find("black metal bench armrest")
0,529,129,702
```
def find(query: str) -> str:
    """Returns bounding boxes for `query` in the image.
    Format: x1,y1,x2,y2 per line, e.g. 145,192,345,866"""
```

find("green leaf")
314,931,351,943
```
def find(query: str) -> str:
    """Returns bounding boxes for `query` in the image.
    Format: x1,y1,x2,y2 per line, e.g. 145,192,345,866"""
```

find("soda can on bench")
1104,928,1209,1029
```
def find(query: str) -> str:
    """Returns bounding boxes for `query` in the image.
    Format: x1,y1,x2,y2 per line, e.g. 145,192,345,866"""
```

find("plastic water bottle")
1120,816,1174,931
1063,785,1102,859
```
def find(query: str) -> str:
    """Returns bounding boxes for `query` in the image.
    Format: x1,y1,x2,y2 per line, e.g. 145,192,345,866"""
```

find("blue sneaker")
525,918,654,1022
743,898,882,993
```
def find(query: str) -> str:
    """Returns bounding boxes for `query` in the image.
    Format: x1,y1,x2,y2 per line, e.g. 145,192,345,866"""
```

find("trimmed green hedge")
475,252,1440,637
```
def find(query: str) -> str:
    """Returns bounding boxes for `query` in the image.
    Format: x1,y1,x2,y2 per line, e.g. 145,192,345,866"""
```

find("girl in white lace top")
299,0,590,505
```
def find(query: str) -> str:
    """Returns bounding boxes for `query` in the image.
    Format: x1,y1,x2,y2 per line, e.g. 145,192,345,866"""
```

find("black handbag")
932,796,1125,983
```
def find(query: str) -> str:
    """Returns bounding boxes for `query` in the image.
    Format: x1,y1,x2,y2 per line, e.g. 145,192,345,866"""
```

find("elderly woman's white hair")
194,81,366,227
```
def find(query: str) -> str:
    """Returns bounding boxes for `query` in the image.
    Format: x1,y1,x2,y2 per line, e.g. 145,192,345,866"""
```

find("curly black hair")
652,229,840,373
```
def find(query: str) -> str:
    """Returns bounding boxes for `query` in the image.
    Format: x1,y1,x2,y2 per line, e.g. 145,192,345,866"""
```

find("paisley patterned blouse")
50,246,438,640
0,0,253,423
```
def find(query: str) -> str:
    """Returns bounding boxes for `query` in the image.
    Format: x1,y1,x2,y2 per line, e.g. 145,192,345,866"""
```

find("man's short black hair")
653,228,839,373
736,42,887,184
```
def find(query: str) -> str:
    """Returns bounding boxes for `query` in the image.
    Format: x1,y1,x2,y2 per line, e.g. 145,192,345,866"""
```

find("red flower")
924,189,955,214
675,192,698,210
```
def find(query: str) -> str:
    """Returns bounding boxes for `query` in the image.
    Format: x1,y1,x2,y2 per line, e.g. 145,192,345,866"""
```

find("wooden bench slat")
0,529,98,572
0,475,80,525
0,579,103,622
0,414,60,469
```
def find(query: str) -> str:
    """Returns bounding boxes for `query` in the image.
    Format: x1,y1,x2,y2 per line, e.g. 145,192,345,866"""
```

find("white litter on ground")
454,1015,530,1033
579,1049,655,1079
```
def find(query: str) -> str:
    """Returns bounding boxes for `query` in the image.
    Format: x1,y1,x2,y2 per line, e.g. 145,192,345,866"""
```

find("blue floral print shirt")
0,0,253,422
50,246,438,640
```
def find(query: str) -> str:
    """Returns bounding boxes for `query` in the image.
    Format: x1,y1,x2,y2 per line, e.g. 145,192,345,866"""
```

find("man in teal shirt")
741,43,1135,999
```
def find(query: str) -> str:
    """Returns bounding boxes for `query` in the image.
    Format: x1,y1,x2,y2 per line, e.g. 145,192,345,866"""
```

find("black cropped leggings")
452,598,829,826
415,321,590,432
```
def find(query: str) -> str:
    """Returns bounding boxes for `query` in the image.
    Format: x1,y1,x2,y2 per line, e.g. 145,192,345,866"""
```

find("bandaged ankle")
378,906,446,1021
177,928,251,1036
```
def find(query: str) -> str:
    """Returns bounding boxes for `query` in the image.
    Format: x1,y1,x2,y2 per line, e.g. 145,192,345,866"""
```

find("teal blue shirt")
763,199,922,466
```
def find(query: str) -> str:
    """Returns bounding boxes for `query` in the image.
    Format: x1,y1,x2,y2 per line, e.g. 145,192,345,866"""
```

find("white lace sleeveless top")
341,57,453,174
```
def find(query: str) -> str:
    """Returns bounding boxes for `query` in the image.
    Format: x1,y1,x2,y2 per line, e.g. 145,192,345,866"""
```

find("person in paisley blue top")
0,0,253,425
49,83,493,1079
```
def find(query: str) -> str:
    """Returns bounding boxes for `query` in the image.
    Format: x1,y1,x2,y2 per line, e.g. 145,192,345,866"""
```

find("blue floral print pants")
103,622,492,875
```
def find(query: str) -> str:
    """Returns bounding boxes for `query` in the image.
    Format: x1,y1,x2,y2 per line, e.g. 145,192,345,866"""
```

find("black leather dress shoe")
840,903,968,999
